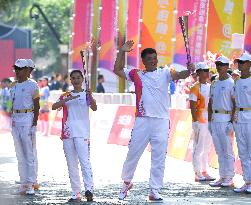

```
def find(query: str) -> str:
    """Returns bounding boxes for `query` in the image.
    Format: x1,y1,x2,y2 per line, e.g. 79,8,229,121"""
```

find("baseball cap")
195,62,209,72
215,55,230,64
26,59,36,70
235,51,251,62
13,59,29,68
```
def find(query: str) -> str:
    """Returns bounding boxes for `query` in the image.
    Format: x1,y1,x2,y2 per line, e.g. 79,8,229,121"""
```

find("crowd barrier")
0,92,242,175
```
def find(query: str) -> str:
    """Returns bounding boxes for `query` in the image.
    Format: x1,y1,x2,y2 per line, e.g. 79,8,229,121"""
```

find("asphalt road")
0,132,250,205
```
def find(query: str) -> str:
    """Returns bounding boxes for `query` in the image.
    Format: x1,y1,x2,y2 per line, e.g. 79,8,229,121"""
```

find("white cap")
26,59,36,69
236,51,251,62
195,62,209,71
232,69,240,76
13,59,29,68
215,55,230,64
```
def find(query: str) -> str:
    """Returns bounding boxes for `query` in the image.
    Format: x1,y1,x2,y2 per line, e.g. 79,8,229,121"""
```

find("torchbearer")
233,51,251,193
114,40,190,201
52,70,97,202
208,55,235,188
10,59,40,195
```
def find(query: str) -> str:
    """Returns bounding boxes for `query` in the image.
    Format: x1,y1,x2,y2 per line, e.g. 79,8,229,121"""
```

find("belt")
236,107,251,111
13,108,34,113
213,110,231,114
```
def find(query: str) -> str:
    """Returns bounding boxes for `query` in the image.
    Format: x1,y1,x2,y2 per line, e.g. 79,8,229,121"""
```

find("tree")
0,0,73,75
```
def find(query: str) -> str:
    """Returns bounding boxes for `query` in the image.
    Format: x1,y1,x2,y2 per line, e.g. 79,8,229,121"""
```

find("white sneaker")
68,192,81,202
118,182,133,200
202,172,216,181
149,189,163,201
221,178,233,187
25,186,35,195
234,184,251,193
195,173,206,182
209,179,224,187
13,184,27,195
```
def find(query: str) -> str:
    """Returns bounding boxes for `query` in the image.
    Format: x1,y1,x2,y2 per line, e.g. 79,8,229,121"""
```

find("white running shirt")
63,91,90,138
10,79,39,126
124,67,171,119
234,77,251,123
210,77,234,122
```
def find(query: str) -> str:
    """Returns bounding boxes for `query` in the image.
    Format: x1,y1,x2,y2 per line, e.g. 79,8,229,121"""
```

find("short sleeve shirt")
234,77,251,123
124,67,171,119
61,91,90,138
210,77,234,122
10,79,39,126
189,82,210,123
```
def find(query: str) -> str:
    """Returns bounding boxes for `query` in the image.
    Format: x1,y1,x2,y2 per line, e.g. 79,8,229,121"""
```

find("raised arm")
114,40,134,79
171,63,195,81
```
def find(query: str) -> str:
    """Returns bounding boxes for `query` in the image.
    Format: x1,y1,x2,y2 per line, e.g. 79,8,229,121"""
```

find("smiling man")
114,40,190,201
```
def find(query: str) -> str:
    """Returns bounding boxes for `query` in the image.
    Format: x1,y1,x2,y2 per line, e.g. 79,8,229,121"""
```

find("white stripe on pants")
12,125,36,185
211,122,235,179
192,123,212,173
121,117,169,190
63,138,94,193
235,123,251,183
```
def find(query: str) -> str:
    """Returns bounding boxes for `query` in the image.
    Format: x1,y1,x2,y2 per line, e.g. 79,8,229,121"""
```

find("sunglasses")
237,60,247,65
13,67,26,72
196,69,209,73
215,62,228,67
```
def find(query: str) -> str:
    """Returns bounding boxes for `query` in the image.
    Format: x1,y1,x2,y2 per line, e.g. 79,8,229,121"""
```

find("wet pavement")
0,132,250,205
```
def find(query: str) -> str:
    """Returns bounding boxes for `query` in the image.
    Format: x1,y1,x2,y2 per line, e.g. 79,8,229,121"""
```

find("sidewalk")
0,132,249,205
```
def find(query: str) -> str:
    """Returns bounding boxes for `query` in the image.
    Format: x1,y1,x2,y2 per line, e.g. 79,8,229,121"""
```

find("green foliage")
0,0,73,75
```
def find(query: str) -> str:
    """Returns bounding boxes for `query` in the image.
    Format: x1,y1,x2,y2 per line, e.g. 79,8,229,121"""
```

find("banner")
207,0,244,57
189,0,209,63
127,0,142,68
141,0,175,67
244,1,251,52
98,0,117,71
71,0,92,69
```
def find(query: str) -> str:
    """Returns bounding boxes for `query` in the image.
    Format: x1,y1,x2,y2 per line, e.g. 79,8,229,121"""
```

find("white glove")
208,122,212,134
192,121,199,131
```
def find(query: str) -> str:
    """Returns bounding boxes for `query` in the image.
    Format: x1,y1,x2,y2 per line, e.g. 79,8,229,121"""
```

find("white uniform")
10,79,39,186
210,77,235,179
234,77,251,183
121,67,171,190
59,91,93,194
189,82,212,174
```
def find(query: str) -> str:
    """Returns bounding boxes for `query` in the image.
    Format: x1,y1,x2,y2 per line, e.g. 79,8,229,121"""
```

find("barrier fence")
0,92,243,175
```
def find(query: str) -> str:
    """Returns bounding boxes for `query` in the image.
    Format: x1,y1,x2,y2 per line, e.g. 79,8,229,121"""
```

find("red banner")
98,0,117,71
126,0,142,68
71,0,92,69
244,1,251,52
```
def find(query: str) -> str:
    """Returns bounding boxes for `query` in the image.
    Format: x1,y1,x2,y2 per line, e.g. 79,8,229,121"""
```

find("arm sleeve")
32,83,40,99
123,67,137,82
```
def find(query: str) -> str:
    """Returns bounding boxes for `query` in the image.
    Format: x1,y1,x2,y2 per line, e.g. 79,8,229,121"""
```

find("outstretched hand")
121,40,134,52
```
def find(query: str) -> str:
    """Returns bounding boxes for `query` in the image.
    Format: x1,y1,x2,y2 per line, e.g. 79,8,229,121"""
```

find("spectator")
96,74,105,93
49,73,62,90
62,74,70,92
0,78,12,113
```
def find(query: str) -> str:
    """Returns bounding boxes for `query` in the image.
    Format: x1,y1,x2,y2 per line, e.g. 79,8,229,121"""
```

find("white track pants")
63,138,94,193
121,117,169,190
211,122,235,179
235,123,251,183
192,123,212,173
11,125,36,185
